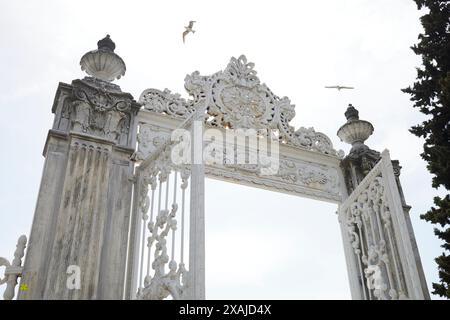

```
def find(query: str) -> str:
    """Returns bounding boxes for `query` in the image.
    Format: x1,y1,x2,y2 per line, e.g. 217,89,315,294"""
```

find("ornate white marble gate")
339,150,429,299
0,37,429,300
125,55,429,300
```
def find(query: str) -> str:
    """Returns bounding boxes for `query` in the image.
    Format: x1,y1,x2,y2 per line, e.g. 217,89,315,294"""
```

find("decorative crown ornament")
80,35,126,82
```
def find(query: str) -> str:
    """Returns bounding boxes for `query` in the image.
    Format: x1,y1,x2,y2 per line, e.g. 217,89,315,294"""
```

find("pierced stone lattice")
135,139,191,300
341,154,409,300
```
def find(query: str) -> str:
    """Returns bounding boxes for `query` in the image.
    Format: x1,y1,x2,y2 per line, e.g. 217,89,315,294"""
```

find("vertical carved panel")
345,175,408,299
340,151,428,300
43,138,112,299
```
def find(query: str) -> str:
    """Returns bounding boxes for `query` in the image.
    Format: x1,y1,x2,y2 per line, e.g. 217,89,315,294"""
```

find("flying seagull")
182,21,196,43
325,85,355,91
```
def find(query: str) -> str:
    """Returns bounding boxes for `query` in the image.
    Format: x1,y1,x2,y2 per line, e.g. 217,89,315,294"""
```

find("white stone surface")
338,150,429,299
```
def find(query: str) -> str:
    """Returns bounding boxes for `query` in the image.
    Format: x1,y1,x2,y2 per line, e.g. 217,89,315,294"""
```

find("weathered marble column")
18,36,141,299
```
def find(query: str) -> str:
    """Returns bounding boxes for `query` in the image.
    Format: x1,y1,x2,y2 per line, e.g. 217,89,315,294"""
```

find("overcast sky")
0,0,446,299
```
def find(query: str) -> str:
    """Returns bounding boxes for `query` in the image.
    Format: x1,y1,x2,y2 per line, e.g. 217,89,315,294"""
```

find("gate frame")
125,55,429,300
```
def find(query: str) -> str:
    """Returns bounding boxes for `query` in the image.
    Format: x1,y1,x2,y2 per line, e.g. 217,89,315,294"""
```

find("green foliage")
403,0,450,298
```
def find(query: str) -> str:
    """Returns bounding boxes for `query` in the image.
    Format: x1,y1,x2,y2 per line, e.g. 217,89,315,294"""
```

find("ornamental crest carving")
184,55,291,130
66,78,140,146
139,55,341,157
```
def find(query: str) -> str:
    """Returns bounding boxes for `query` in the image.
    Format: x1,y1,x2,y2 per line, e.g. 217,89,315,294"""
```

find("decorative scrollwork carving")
137,199,188,300
62,78,140,145
205,155,341,202
0,235,27,300
139,88,195,118
135,137,192,300
344,171,408,300
294,127,337,155
140,55,340,156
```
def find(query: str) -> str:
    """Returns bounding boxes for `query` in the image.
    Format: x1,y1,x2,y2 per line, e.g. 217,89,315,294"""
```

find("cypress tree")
403,0,450,298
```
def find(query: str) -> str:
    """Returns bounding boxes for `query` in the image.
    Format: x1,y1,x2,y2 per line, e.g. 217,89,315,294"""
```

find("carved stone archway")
126,55,430,300
1,37,429,300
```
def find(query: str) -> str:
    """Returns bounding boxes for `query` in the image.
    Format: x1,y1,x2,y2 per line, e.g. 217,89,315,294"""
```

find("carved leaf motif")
225,55,259,87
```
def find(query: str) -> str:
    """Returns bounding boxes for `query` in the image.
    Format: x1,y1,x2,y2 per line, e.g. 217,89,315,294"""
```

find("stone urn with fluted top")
337,104,374,153
80,34,126,82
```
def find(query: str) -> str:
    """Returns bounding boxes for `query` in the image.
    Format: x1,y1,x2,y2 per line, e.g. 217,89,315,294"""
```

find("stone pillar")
391,161,430,299
18,36,141,299
188,119,206,299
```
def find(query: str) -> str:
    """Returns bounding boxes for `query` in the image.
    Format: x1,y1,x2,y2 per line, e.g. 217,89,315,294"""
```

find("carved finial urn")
337,104,374,153
80,35,126,82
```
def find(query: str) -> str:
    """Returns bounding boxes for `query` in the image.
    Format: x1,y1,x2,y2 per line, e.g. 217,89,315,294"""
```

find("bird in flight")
325,85,355,91
182,21,196,43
